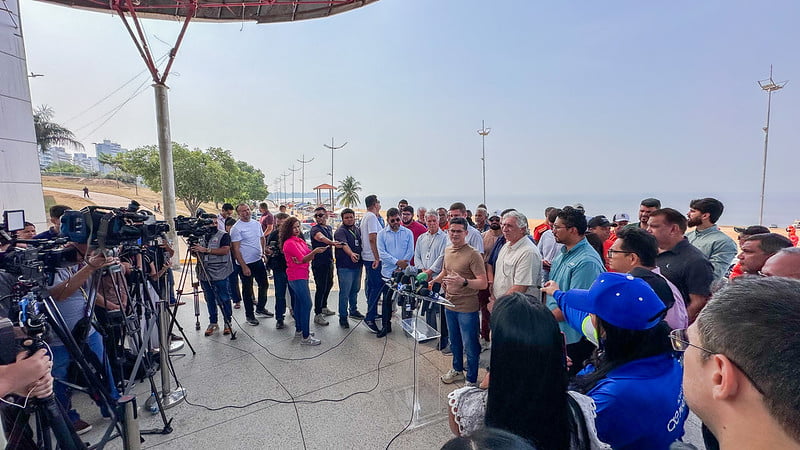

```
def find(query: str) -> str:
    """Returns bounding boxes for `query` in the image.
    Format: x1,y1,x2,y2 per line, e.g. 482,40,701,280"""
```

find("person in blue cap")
542,272,688,450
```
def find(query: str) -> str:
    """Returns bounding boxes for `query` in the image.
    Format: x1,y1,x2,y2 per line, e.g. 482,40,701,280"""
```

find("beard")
490,223,501,230
687,216,703,228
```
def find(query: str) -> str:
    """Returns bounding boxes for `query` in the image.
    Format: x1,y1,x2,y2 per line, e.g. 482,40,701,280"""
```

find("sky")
20,0,800,219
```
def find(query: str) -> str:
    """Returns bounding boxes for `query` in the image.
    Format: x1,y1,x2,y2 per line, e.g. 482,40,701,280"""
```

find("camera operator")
94,245,132,389
191,215,234,336
265,212,290,329
48,242,120,435
0,349,55,447
34,205,71,240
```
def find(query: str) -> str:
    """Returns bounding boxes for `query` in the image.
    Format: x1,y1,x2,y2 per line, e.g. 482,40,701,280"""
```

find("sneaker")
339,318,350,329
233,302,241,309
276,320,285,330
255,309,274,318
321,307,336,316
441,346,452,355
441,369,465,384
295,331,315,338
349,311,365,320
314,314,329,326
223,323,232,335
73,419,92,435
204,324,218,336
300,336,321,346
465,381,478,388
364,321,380,333
246,317,260,326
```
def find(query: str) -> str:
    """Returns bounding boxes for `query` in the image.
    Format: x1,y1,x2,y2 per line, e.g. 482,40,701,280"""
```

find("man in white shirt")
230,203,271,326
490,211,542,310
360,194,383,332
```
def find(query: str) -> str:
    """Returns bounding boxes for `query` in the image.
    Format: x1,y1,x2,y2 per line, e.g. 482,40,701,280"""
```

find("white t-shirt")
230,219,263,265
360,211,381,262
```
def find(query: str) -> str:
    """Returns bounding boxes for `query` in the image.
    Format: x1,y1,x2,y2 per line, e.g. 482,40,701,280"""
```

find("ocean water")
391,191,799,228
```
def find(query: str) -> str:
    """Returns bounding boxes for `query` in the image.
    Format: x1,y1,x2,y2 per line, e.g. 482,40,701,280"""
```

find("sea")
274,191,799,228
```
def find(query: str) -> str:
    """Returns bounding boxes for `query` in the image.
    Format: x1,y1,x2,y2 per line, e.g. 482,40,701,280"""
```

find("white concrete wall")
0,0,47,228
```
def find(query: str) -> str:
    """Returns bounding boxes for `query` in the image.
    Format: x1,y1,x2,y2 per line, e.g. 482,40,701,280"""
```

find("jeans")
288,279,312,339
228,264,242,304
272,270,289,321
337,265,362,318
379,283,393,329
311,263,334,314
52,331,119,423
444,309,480,383
364,261,383,322
238,260,268,319
200,278,232,324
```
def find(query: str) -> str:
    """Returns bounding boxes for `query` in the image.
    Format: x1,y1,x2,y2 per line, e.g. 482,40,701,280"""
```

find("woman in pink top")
281,216,328,345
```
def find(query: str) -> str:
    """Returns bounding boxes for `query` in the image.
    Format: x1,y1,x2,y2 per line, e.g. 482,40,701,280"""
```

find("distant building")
72,152,99,172
94,139,127,174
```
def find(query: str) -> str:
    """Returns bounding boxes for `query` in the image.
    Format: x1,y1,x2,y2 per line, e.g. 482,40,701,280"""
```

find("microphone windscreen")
431,282,442,294
416,272,429,283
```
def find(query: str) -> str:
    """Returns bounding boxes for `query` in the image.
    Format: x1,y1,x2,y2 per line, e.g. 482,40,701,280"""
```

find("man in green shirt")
685,198,737,279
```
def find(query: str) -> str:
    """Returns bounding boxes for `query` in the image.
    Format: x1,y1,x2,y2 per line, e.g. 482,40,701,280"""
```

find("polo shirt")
656,238,714,307
581,353,687,450
259,211,274,232
546,238,605,344
334,224,362,270
229,219,263,265
377,226,414,279
492,236,542,298
310,223,334,268
685,225,737,279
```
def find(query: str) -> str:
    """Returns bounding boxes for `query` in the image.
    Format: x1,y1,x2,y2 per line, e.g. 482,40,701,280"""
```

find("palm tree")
33,105,84,153
337,175,362,208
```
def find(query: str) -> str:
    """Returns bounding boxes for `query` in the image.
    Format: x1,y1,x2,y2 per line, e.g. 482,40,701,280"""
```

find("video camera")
61,202,169,247
1,210,78,285
174,213,216,246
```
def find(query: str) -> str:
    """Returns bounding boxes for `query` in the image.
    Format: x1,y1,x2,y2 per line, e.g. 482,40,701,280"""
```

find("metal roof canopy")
27,1,378,429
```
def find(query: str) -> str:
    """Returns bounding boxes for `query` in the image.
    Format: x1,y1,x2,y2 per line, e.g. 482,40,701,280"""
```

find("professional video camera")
61,202,169,247
174,213,216,246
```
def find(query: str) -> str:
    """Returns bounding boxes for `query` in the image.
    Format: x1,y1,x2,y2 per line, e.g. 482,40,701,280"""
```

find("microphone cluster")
386,266,446,319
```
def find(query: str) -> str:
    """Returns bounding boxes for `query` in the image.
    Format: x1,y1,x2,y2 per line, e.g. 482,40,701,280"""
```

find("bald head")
761,248,800,279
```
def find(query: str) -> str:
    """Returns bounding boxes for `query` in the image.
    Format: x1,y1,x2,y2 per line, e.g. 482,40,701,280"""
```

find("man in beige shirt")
490,211,542,310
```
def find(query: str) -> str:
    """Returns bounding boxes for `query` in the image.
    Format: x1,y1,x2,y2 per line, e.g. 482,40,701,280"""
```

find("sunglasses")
389,218,401,223
315,213,326,218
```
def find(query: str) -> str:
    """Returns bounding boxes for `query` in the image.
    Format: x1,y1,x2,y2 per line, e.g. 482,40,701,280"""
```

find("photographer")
191,215,234,336
265,212,290,329
48,242,120,435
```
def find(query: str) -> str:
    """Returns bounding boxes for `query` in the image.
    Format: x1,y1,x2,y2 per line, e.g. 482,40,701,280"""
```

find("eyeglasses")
388,218,401,223
489,218,500,222
315,213,325,218
606,249,634,258
669,328,765,395
552,225,571,231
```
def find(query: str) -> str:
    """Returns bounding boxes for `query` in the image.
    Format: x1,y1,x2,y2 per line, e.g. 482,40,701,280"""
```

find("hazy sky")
22,0,800,207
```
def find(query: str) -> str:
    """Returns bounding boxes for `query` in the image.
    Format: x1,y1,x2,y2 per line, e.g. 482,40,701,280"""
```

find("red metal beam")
159,1,196,84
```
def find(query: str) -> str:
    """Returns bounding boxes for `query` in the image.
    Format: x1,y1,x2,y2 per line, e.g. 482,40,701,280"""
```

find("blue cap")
558,272,665,330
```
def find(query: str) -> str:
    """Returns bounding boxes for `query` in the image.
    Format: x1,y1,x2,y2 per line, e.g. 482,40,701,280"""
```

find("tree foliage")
33,105,84,153
113,143,268,216
45,162,86,173
337,175,362,208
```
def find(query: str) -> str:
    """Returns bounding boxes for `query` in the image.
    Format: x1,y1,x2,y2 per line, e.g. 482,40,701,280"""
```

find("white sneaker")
295,331,315,338
301,336,321,346
441,369,465,384
465,381,478,388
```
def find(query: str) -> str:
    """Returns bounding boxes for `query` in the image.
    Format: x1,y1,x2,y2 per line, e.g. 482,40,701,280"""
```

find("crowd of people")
2,194,799,450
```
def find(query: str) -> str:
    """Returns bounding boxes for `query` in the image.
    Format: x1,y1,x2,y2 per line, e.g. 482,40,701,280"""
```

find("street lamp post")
477,120,491,206
323,137,347,209
288,164,300,205
757,66,788,225
297,154,314,205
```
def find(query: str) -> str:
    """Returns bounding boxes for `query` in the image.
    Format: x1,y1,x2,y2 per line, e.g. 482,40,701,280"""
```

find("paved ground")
69,275,705,450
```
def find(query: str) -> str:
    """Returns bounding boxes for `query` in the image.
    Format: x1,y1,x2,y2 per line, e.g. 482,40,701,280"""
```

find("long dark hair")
279,216,299,247
485,293,586,450
572,319,673,394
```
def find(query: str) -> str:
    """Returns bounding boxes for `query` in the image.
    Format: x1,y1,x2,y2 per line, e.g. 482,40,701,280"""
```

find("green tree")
45,162,85,174
116,143,223,216
336,175,362,208
33,105,84,153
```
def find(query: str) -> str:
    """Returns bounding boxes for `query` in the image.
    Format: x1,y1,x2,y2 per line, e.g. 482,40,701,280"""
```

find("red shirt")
533,223,551,243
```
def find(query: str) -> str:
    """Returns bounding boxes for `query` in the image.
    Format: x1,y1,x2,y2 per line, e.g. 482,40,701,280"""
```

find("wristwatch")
462,277,468,287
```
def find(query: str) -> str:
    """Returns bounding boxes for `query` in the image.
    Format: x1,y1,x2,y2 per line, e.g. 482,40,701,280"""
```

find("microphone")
403,265,419,277
416,272,429,284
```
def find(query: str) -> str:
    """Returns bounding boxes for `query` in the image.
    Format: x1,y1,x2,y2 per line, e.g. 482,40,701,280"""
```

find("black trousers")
311,263,334,314
239,260,268,319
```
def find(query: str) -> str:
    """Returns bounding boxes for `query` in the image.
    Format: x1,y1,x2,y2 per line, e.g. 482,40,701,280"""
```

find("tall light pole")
477,120,491,206
273,177,282,205
297,154,314,205
288,164,300,204
323,137,347,209
757,66,787,225
281,172,289,206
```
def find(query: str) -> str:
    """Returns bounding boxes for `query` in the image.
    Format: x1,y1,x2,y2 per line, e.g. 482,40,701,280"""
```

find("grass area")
41,175,217,216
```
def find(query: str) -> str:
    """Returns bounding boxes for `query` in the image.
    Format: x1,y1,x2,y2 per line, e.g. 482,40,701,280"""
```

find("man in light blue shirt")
376,208,414,337
685,198,737,279
544,206,605,376
414,211,448,332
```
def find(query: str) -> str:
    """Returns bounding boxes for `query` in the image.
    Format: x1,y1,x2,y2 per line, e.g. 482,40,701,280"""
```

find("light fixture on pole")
477,120,491,206
297,154,314,205
757,65,788,226
323,137,347,209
